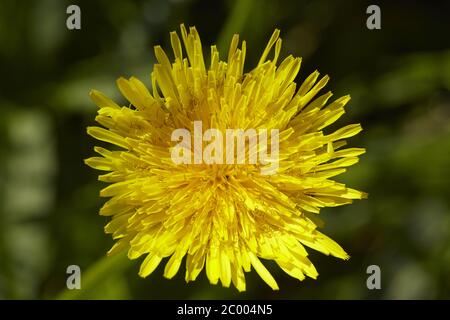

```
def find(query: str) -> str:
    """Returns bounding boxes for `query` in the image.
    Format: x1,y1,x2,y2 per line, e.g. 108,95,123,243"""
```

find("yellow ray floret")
85,24,367,292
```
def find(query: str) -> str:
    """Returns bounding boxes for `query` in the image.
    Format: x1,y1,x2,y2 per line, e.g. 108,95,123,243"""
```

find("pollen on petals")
85,24,366,291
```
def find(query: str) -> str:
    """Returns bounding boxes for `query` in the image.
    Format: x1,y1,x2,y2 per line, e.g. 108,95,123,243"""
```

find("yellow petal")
248,252,279,290
139,254,162,278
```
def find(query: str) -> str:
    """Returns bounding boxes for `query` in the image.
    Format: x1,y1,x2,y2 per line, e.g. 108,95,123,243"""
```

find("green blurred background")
0,0,449,299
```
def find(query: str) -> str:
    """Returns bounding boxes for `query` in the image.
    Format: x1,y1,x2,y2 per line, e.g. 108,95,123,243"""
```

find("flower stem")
55,251,131,300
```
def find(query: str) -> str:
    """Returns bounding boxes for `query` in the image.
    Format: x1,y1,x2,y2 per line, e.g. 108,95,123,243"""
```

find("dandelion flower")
85,25,366,291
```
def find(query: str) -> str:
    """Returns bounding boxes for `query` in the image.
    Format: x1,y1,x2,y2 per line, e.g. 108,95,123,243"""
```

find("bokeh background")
0,0,449,299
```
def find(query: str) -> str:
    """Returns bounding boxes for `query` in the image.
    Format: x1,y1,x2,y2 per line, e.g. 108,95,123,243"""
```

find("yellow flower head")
85,25,366,291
